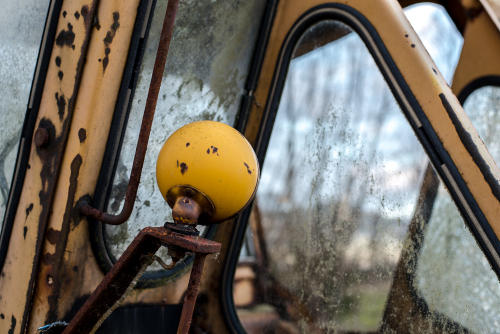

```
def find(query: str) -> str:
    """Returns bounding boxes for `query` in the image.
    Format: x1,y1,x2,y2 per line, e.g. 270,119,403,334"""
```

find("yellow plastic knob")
156,121,259,225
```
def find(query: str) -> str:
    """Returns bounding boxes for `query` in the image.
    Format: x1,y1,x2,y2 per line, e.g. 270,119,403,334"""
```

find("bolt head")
34,127,50,148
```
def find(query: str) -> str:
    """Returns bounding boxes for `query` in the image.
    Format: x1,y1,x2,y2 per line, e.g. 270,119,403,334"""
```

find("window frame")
220,3,500,333
457,76,500,105
0,0,63,273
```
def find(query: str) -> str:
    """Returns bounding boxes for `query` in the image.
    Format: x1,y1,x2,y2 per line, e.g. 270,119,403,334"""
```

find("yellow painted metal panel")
246,0,500,256
25,0,142,331
452,7,500,96
0,0,97,332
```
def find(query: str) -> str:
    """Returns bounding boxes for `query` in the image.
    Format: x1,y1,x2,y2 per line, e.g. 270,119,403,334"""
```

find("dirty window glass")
412,87,500,333
104,0,266,269
463,86,500,163
234,15,500,334
0,0,51,225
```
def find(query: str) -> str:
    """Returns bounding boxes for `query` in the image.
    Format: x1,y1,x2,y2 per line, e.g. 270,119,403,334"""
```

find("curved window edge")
220,3,500,333
457,75,500,105
0,0,63,274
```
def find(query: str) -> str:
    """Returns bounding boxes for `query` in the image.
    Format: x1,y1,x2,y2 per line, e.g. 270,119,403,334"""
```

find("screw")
34,127,50,148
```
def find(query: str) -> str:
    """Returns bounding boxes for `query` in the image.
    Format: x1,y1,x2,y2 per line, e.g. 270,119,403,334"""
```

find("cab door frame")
219,0,500,332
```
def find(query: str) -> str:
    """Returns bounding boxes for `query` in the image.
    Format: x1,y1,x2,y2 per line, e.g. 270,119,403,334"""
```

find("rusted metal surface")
61,230,162,334
61,226,219,334
80,0,180,226
34,127,50,148
0,0,99,332
166,185,215,224
23,0,145,331
172,197,204,225
177,253,208,334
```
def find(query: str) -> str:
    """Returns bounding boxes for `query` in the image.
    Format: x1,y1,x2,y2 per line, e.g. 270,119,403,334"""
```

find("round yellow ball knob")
156,121,259,225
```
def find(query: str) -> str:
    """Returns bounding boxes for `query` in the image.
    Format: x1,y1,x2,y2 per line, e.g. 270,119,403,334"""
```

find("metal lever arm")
62,226,220,334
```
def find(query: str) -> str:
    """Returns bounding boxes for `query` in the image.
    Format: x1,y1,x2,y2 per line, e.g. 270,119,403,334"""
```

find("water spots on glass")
234,13,500,333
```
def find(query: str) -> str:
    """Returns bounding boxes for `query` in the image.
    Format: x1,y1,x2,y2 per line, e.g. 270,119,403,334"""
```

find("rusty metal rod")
80,0,180,225
60,227,220,334
177,253,208,334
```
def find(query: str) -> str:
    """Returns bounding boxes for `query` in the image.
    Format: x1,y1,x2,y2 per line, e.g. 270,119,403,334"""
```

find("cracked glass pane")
104,0,266,270
234,7,500,334
0,0,51,228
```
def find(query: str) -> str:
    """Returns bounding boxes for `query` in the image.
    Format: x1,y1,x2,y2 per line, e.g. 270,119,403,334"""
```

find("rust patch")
62,11,67,18
74,11,80,20
8,315,15,334
206,148,210,154
58,71,64,80
405,34,408,37
180,162,188,175
81,5,89,18
103,48,110,71
102,12,120,73
45,154,82,323
25,203,34,219
61,226,219,334
23,227,27,239
186,142,190,147
78,128,86,143
28,164,31,169
56,23,75,48
177,160,179,167
46,228,62,245
34,127,50,148
212,147,218,154
243,162,252,174
1,313,4,319
43,252,56,266
13,2,100,331
411,44,415,48
55,56,61,67
55,92,66,120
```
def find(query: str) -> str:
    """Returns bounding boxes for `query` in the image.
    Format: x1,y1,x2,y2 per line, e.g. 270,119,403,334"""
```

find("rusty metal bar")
61,227,221,334
80,0,180,225
177,253,208,334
